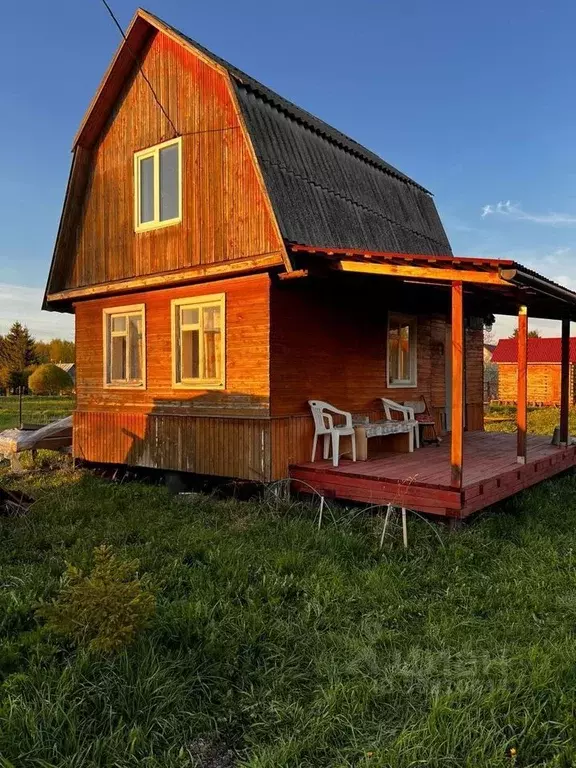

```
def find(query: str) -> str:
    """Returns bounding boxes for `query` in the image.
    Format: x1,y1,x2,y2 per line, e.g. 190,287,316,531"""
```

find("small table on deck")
353,419,416,460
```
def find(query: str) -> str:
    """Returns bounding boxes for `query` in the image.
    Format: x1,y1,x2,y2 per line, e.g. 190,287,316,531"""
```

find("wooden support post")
560,318,570,447
451,282,464,488
517,305,528,464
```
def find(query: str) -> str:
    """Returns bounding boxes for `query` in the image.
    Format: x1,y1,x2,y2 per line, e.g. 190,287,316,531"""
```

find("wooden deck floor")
290,432,576,518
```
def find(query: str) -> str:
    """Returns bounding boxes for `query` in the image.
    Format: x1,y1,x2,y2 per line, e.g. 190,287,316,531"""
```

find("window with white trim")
387,313,417,387
103,305,145,387
172,294,225,388
134,137,181,232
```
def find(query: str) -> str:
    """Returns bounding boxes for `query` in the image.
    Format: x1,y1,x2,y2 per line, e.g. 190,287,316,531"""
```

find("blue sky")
1,0,575,340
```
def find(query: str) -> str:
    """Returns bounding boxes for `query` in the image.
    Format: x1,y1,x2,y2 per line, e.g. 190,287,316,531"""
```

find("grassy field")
484,404,576,436
0,395,75,430
2,466,576,766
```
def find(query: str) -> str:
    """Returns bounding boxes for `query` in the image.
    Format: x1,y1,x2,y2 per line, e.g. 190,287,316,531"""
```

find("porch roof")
289,244,576,321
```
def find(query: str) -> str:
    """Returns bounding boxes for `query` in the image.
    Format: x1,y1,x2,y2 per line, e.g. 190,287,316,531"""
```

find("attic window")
134,138,181,232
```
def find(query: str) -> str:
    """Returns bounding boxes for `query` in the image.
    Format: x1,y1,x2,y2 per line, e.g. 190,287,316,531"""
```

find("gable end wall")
53,31,283,293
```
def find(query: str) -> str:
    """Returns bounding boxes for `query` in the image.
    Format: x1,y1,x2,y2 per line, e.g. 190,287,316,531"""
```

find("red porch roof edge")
288,243,515,269
492,337,576,364
289,244,576,314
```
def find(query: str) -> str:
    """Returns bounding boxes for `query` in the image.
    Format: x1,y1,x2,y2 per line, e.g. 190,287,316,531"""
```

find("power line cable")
98,0,179,137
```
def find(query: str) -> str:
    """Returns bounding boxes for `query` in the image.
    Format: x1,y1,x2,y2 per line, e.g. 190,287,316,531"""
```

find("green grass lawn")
0,395,75,430
2,468,576,766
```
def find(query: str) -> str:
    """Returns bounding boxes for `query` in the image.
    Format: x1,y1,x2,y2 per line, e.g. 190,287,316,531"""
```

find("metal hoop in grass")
353,503,447,551
326,502,398,544
374,504,446,550
407,508,446,548
263,478,335,529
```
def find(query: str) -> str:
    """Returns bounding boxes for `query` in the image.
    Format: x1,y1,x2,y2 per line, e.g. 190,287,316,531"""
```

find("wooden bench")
353,419,415,460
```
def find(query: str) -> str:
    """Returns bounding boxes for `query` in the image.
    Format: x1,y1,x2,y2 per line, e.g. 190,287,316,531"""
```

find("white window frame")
387,312,417,388
134,137,182,232
103,304,147,389
171,293,226,390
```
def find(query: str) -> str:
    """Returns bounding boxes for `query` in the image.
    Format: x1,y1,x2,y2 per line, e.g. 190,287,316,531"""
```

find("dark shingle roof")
147,11,453,256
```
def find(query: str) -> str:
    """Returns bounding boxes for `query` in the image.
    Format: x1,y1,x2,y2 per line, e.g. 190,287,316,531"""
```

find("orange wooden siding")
54,31,282,293
73,273,483,481
74,412,271,481
464,326,484,427
75,273,270,417
497,363,575,405
271,278,435,415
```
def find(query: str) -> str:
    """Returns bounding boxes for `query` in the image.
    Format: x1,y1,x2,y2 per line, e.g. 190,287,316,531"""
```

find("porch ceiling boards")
289,432,576,519
289,244,576,321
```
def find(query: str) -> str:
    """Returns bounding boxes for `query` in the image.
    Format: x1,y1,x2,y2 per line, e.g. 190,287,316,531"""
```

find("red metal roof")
492,337,576,364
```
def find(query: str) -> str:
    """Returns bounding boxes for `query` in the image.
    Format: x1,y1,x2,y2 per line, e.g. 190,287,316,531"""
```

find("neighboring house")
492,337,576,405
483,344,496,364
43,9,576,518
56,363,75,384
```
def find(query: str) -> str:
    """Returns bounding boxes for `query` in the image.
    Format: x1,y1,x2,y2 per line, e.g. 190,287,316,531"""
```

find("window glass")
111,316,126,333
181,307,199,326
159,144,179,221
139,156,154,224
203,306,221,380
129,315,143,381
181,329,200,380
388,324,399,381
106,308,145,386
111,335,127,381
203,306,220,331
399,322,411,380
388,315,416,386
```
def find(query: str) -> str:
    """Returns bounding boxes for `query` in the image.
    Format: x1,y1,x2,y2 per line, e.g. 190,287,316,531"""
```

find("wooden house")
44,9,576,519
483,344,496,364
492,337,576,405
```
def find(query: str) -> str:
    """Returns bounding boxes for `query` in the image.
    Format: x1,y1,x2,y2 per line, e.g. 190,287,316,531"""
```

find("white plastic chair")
380,397,420,449
308,400,357,467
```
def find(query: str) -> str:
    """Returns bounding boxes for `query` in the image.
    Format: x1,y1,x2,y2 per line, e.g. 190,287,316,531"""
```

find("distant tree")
0,323,39,393
484,360,499,402
0,336,4,390
28,364,73,396
509,328,541,339
34,341,51,363
33,339,75,364
484,327,495,346
49,339,75,364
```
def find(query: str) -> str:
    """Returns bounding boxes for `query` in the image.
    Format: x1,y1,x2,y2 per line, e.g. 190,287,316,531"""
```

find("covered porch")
287,246,576,517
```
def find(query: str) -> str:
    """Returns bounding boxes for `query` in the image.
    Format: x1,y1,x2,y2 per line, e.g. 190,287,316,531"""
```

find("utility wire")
99,0,179,137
